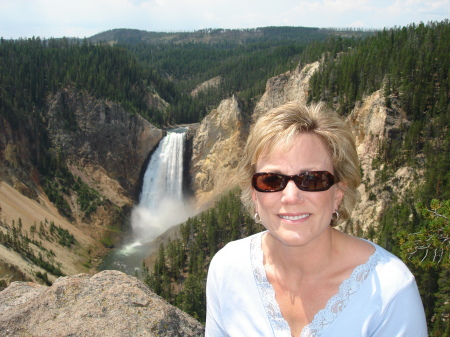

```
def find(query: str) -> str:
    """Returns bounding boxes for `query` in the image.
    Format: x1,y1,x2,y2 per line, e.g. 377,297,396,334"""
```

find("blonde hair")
237,102,360,226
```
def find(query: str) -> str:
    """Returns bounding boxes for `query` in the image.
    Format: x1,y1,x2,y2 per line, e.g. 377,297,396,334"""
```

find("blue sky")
1,0,449,39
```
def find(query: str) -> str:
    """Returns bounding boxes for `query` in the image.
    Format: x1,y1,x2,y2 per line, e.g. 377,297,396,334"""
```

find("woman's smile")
278,213,310,221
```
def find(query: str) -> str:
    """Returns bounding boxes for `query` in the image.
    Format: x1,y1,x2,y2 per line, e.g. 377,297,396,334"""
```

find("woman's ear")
252,188,258,202
252,188,259,214
334,181,346,209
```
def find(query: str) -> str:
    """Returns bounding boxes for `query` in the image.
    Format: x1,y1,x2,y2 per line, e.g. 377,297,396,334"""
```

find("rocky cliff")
0,270,204,336
345,91,420,234
253,61,320,119
190,95,250,208
46,88,163,204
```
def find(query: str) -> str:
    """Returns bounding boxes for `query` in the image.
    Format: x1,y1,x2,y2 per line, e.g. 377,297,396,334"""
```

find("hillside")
0,86,163,284
89,26,372,45
91,27,376,123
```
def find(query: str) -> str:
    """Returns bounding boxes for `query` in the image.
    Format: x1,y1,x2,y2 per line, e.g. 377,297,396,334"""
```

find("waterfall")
99,127,194,275
131,129,190,243
139,132,185,211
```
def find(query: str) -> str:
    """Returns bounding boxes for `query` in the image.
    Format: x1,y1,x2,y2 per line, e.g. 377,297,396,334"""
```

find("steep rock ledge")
47,87,164,202
190,95,250,208
0,270,204,336
253,61,320,119
345,91,419,234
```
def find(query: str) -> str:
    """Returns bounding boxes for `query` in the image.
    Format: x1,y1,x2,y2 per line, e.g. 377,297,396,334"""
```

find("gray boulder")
0,270,204,336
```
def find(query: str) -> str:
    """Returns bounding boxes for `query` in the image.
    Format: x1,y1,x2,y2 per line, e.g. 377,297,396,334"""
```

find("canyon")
0,58,418,334
0,58,416,282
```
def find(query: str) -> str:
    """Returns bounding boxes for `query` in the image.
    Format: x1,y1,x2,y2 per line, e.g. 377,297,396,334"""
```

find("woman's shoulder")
339,233,415,284
369,241,415,280
208,232,264,277
213,231,264,260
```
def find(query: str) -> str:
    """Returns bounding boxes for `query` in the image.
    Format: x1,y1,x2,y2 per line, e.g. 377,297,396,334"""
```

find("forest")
0,22,449,335
1,27,371,126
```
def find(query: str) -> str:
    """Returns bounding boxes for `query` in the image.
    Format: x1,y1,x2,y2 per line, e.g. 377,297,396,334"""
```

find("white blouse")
205,231,428,337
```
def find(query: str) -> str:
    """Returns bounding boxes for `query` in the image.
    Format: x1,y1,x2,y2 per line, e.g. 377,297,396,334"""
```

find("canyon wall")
0,87,164,283
46,88,164,204
190,95,250,208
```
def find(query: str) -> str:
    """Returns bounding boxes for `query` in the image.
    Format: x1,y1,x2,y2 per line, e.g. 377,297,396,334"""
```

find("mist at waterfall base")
100,128,194,276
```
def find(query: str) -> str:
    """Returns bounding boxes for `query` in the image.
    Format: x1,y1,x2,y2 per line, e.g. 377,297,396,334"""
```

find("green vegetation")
114,27,373,122
1,27,371,127
0,37,161,124
39,149,105,220
399,200,450,269
0,217,75,278
397,200,450,336
50,222,77,247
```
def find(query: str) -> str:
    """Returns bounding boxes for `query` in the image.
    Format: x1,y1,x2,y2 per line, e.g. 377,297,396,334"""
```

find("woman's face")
252,133,344,247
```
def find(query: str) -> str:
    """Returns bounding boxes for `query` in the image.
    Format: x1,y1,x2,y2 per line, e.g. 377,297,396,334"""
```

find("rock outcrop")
0,270,204,337
345,91,419,234
253,61,320,119
191,76,221,97
0,261,29,291
190,95,250,208
46,88,163,202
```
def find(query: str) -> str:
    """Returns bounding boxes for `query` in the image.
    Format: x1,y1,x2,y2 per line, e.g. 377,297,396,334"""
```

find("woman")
205,102,427,336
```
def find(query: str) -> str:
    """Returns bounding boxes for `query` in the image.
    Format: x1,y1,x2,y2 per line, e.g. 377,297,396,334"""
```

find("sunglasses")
252,171,335,192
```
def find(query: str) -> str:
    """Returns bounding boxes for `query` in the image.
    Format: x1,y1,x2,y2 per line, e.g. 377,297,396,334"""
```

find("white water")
131,130,192,243
139,132,185,210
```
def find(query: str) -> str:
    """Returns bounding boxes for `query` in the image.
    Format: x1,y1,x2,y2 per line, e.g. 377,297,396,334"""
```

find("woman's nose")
281,180,303,204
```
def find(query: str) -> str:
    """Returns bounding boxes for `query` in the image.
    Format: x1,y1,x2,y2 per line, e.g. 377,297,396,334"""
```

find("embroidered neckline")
250,232,380,337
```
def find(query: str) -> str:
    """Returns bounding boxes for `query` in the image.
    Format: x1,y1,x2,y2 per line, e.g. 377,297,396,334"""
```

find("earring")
254,212,262,224
332,210,340,222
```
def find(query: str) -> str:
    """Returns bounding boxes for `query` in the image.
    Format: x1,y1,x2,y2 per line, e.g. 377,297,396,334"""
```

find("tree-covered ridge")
111,26,374,122
0,26,374,127
124,40,307,120
307,21,449,202
308,21,450,119
0,37,169,126
90,26,372,46
0,28,370,126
